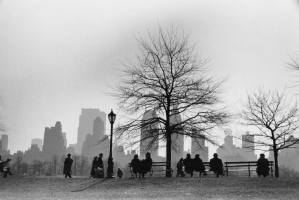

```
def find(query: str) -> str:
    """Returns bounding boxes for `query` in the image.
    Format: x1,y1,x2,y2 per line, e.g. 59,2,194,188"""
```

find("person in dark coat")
89,156,98,178
184,153,194,177
209,153,223,177
256,153,270,177
96,153,104,178
106,157,114,178
131,154,140,178
193,154,206,177
2,158,13,178
139,152,153,178
176,158,185,177
63,154,73,178
117,168,123,179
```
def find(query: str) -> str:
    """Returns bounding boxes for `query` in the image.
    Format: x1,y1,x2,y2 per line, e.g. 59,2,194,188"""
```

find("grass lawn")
1,175,299,199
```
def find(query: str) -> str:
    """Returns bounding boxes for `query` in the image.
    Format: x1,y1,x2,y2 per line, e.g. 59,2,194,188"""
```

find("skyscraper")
42,121,66,161
140,110,159,159
76,108,106,154
242,131,254,149
1,134,8,151
191,136,209,162
31,138,43,151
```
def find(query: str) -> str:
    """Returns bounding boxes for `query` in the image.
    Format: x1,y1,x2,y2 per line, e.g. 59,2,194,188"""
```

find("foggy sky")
0,0,299,154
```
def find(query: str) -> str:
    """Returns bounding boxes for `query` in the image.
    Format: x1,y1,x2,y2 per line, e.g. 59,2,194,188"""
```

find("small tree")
79,155,89,175
112,25,228,177
72,154,80,176
240,88,299,177
52,154,59,175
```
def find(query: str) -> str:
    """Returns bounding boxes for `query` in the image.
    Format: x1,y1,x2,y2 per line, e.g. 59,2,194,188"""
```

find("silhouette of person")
184,153,194,177
256,153,270,177
117,168,123,179
2,158,13,178
63,154,73,178
131,154,140,178
176,158,185,177
193,154,206,177
107,157,114,178
209,153,223,177
139,152,152,178
97,153,105,178
90,156,98,178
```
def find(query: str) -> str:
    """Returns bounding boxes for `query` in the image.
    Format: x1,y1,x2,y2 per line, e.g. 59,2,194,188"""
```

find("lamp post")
107,109,116,178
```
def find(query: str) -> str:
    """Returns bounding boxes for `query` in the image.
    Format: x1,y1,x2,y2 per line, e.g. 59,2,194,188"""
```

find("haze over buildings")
31,138,42,151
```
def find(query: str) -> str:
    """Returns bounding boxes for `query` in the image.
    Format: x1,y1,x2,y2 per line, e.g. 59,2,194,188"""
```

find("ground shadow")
71,178,109,192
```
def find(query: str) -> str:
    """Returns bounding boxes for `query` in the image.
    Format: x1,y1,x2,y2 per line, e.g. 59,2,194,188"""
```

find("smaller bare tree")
52,154,59,175
240,88,299,177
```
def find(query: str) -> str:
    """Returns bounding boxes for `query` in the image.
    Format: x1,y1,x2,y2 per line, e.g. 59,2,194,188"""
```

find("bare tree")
112,25,229,177
79,155,88,175
52,154,59,175
72,154,80,176
240,88,299,177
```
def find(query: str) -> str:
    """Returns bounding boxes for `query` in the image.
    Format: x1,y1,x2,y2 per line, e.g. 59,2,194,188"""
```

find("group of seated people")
130,152,153,178
177,153,224,178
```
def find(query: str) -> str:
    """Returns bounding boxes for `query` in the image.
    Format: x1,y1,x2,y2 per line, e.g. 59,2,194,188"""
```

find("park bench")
179,162,226,177
128,161,173,177
224,161,274,177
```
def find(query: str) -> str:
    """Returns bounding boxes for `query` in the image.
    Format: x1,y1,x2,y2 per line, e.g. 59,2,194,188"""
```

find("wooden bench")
224,161,274,177
179,162,226,177
128,161,173,177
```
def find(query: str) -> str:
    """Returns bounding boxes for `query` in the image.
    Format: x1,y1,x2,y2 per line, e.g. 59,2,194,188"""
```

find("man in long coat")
63,154,73,178
209,153,223,177
256,153,270,177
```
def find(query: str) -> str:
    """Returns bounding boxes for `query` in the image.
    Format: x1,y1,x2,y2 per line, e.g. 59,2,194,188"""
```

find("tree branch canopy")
111,25,229,153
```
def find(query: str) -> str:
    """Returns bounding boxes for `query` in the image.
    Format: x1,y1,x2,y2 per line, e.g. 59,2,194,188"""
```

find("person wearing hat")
63,154,73,178
183,153,194,177
209,153,223,177
193,154,206,177
256,153,270,177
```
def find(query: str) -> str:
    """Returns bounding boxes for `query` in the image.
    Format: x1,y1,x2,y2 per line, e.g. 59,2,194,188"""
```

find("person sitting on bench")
209,153,223,177
2,158,13,178
184,153,194,177
193,154,206,177
256,153,270,177
176,158,185,177
139,152,152,178
131,154,140,178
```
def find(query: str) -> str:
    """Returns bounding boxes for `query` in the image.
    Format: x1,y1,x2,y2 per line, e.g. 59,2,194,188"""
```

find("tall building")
62,132,67,148
242,132,254,149
170,104,184,164
140,110,159,159
76,108,106,154
191,136,209,162
1,134,8,151
42,121,66,161
31,138,43,151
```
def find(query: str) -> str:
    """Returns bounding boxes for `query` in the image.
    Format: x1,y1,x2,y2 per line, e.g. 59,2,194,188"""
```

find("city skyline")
0,1,299,153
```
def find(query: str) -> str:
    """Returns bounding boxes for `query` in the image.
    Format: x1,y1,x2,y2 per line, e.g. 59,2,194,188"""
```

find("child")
176,158,185,177
117,168,123,179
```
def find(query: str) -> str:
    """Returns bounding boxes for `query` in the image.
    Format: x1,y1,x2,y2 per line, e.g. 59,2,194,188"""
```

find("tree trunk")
274,150,279,177
166,131,172,177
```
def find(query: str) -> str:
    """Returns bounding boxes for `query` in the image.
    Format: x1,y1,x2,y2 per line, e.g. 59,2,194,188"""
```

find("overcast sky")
0,0,299,154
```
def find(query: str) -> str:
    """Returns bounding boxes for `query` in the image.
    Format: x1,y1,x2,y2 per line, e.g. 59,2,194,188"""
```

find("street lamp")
107,109,116,178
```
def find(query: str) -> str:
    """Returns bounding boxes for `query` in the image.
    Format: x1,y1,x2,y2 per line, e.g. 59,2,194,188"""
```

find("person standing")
63,154,73,178
89,156,98,178
97,153,104,178
209,153,223,177
176,158,185,177
256,153,270,177
107,157,114,178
